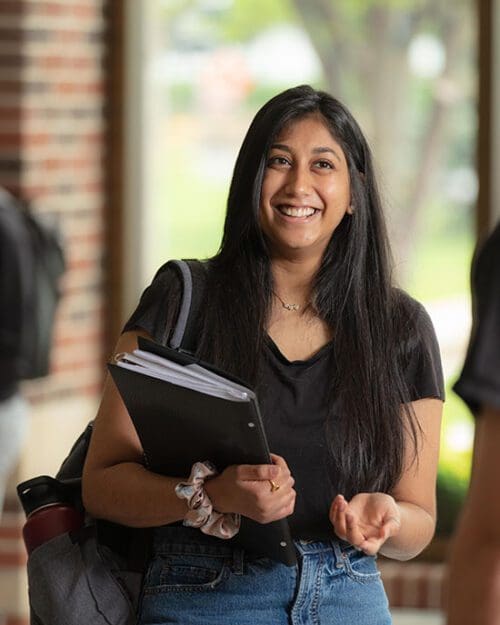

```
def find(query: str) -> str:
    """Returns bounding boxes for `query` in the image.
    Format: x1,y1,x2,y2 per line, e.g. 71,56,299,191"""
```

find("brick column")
0,2,109,623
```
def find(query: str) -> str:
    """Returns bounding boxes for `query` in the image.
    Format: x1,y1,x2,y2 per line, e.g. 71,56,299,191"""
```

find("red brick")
72,4,101,19
0,30,23,43
35,2,66,17
56,29,97,44
0,526,22,540
5,617,30,625
0,131,22,147
0,1,25,15
0,551,27,567
0,54,24,68
0,107,21,120
54,329,104,347
53,80,104,95
0,80,22,91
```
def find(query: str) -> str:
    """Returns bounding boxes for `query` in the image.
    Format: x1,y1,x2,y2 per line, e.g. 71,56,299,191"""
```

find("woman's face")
259,114,352,260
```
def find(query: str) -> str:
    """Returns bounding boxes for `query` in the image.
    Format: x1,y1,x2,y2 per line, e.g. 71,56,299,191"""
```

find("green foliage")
160,0,192,15
435,377,474,536
151,136,227,262
436,464,468,536
405,195,474,301
319,0,416,18
440,380,474,480
168,83,195,111
160,0,297,45
218,0,296,42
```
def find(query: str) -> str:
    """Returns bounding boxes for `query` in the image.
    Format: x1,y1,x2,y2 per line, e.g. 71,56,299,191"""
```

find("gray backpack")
19,259,207,625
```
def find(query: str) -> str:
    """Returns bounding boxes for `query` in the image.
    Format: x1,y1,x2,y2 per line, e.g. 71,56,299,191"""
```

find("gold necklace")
272,291,306,312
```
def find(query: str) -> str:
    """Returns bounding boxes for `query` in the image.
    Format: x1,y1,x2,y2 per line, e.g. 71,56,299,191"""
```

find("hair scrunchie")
175,461,240,539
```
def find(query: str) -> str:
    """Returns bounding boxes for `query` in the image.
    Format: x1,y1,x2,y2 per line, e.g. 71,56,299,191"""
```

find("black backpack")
0,188,65,384
17,259,208,625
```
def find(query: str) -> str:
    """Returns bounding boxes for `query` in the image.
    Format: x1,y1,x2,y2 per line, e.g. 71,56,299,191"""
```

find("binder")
108,337,297,566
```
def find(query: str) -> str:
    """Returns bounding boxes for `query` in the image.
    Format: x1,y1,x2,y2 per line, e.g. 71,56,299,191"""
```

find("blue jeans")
137,526,392,625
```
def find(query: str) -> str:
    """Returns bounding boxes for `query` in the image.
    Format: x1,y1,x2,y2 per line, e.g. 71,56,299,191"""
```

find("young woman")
82,85,444,625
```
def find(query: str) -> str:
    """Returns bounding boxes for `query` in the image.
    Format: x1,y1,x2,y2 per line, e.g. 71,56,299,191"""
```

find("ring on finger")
269,479,280,493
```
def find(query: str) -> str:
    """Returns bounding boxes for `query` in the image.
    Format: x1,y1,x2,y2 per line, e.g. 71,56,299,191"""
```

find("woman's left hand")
329,492,401,555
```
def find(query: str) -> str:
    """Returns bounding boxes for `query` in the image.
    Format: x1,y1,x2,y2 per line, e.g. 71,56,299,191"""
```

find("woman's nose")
284,166,312,196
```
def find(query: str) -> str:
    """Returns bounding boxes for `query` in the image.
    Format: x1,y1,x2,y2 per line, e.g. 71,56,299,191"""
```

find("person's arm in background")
446,405,500,625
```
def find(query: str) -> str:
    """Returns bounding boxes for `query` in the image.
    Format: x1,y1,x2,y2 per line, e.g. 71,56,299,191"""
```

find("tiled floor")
392,609,444,624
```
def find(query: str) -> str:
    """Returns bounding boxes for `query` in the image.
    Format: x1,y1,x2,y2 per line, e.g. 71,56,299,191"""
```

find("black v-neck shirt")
124,263,445,540
454,222,500,414
259,336,337,538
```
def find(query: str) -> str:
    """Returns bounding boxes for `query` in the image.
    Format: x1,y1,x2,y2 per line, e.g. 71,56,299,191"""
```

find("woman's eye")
315,160,334,170
267,156,290,167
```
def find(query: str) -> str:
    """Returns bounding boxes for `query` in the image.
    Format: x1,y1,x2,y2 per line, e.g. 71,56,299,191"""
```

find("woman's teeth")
277,206,316,217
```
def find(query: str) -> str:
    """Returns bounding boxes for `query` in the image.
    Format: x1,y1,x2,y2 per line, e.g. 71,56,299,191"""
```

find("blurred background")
0,1,498,623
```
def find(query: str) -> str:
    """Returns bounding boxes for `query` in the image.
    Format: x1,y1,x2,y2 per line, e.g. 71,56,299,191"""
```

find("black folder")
108,337,296,566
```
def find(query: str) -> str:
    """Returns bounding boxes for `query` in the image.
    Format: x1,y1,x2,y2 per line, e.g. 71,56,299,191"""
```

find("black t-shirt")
124,263,445,539
454,222,500,414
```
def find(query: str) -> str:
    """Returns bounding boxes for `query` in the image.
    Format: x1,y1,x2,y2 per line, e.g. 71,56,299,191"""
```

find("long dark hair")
196,85,420,498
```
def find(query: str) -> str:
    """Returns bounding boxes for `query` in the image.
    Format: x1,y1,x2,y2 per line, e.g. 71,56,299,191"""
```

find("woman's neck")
270,256,320,303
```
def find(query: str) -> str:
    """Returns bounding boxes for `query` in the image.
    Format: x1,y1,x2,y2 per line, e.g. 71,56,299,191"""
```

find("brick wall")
0,0,108,401
0,1,109,622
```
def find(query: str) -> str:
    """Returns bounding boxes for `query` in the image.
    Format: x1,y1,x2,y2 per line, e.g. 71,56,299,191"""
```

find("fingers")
226,456,296,524
330,496,369,548
235,463,280,482
236,454,292,487
246,476,296,525
345,512,368,547
270,453,288,469
329,494,348,539
379,516,401,541
330,494,400,555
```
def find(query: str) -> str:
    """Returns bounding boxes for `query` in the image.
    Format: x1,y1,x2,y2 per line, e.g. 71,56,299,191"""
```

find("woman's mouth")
276,205,319,218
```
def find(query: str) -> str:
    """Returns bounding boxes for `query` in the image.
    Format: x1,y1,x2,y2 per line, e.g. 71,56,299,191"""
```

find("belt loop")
331,540,345,569
232,548,244,575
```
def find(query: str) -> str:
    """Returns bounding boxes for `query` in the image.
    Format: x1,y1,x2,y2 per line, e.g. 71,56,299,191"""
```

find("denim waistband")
152,525,353,565
294,538,341,556
153,526,237,554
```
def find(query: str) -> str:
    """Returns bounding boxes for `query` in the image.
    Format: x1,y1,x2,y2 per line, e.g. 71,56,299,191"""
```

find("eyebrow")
270,143,342,163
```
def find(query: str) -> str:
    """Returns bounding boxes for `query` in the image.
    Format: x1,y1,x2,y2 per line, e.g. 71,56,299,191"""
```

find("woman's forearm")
447,521,500,625
82,462,188,527
446,408,500,625
379,501,435,560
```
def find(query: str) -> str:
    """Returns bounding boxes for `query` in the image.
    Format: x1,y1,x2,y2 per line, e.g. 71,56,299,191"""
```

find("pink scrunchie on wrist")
175,461,240,539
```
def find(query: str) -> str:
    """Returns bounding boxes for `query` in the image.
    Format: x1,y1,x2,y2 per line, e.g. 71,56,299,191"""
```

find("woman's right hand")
204,453,296,524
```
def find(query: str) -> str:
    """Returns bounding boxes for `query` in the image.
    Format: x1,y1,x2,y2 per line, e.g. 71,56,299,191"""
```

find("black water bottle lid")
16,476,71,516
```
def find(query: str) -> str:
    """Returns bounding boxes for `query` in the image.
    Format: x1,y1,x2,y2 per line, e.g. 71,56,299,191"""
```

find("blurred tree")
161,0,475,273
291,0,475,266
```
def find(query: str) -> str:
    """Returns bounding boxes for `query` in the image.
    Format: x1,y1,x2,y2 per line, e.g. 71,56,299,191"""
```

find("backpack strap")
167,259,208,354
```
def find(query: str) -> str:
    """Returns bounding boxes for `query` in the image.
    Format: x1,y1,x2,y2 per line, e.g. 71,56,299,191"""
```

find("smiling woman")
83,85,444,625
260,114,353,259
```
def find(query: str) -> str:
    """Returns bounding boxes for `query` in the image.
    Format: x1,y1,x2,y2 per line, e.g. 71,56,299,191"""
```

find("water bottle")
17,475,84,554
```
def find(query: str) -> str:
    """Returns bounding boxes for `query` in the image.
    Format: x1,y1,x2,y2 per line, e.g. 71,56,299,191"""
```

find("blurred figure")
447,222,500,625
0,188,65,516
0,189,30,516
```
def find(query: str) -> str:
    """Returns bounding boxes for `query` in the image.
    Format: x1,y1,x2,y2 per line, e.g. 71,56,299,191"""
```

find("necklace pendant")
283,303,299,311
